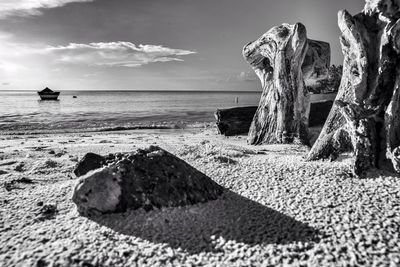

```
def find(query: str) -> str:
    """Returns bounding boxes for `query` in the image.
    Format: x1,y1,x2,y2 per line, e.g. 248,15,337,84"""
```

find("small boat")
38,87,60,100
73,95,77,98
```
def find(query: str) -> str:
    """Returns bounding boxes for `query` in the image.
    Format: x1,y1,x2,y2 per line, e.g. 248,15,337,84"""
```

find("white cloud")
0,61,26,72
0,37,196,74
238,71,258,82
0,0,93,18
219,71,258,83
46,42,196,67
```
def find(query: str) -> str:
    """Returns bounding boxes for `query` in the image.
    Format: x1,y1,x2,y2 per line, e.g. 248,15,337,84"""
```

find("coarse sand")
1,128,400,266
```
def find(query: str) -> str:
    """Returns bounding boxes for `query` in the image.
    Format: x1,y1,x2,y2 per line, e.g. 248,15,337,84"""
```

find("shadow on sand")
87,189,319,254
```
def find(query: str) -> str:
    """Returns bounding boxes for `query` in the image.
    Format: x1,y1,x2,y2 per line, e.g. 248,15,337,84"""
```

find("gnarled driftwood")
215,106,258,136
243,23,333,145
307,0,400,176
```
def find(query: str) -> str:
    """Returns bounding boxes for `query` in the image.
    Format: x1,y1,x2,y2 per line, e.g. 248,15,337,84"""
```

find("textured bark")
302,40,332,93
72,146,223,216
307,0,400,176
243,23,310,145
215,106,258,136
214,101,333,136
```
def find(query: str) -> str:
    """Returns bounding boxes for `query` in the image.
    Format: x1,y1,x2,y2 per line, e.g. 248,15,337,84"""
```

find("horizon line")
0,89,262,93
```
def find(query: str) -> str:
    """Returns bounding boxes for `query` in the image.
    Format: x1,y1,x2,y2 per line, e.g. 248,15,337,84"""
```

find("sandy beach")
1,127,399,266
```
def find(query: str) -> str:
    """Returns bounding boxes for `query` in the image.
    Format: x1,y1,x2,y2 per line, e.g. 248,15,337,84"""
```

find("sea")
0,90,261,134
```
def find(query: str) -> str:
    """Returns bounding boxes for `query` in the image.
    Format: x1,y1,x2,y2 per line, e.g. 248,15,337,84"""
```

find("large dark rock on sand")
74,152,105,177
72,146,223,216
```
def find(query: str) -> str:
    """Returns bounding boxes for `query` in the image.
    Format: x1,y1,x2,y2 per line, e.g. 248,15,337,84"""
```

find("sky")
0,0,364,91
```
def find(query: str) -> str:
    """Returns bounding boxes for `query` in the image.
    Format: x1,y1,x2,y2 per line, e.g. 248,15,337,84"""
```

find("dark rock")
36,203,58,221
213,155,237,164
72,146,223,216
55,151,66,157
3,177,34,191
74,153,105,177
4,182,17,191
42,159,58,168
4,177,34,191
14,162,25,172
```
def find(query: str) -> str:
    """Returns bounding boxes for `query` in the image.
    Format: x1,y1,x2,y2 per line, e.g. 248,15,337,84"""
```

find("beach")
1,127,400,266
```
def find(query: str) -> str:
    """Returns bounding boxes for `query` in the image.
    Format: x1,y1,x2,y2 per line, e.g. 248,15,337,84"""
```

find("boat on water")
37,87,60,100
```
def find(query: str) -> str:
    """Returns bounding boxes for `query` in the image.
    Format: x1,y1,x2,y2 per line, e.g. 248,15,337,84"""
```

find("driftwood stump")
307,0,400,176
215,106,258,136
243,23,333,145
214,101,334,136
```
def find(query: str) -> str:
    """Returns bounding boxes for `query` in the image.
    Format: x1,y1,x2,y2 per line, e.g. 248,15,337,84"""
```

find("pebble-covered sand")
1,128,400,266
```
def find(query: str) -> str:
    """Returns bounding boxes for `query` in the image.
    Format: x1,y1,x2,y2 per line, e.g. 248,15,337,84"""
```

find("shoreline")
0,121,216,136
1,128,400,266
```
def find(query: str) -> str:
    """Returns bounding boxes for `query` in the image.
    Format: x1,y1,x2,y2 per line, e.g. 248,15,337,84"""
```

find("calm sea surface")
0,90,261,133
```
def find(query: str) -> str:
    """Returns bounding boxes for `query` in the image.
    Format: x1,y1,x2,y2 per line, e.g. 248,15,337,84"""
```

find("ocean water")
0,90,261,134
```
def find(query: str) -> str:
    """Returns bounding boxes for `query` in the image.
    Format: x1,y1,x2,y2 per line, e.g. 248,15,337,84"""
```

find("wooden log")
215,101,334,136
243,23,311,145
215,106,258,136
307,0,400,176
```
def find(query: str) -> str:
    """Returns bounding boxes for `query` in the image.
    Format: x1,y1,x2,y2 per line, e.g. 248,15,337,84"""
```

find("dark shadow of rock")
87,190,319,254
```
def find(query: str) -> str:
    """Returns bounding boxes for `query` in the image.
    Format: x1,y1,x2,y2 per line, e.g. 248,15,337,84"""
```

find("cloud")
237,71,258,82
0,61,26,72
46,42,197,67
0,0,93,18
218,71,258,83
0,32,196,71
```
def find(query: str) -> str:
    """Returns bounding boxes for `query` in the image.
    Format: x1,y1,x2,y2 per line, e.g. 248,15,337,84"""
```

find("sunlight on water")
0,90,261,133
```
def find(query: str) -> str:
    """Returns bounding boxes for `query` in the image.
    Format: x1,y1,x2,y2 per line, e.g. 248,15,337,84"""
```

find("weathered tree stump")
243,23,313,145
214,101,334,136
215,106,258,136
307,0,400,176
